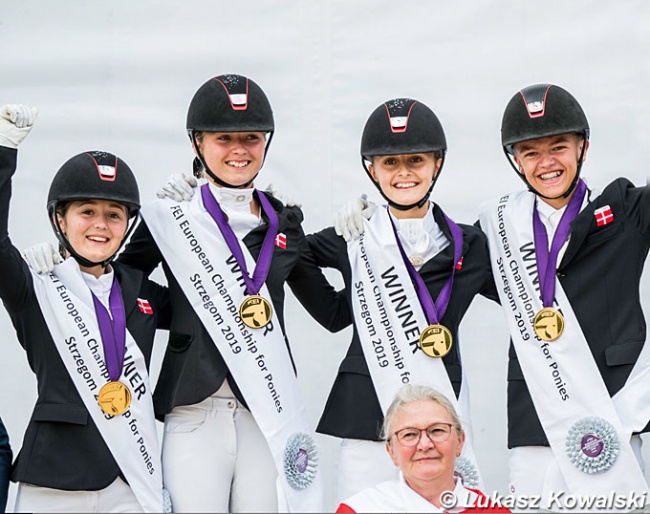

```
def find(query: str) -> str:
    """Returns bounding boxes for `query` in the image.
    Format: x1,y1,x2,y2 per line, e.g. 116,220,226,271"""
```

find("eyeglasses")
392,423,456,447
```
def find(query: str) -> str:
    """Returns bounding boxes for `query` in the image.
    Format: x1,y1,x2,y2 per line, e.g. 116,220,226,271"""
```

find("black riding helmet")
501,84,590,200
361,98,447,211
186,74,274,188
47,151,140,268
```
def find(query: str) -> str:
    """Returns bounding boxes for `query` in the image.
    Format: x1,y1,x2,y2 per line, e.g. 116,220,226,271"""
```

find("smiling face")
195,131,267,188
368,152,442,218
57,199,128,276
386,399,464,493
513,133,588,209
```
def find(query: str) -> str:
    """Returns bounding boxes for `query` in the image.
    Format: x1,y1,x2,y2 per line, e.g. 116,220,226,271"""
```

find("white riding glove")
156,173,198,202
264,183,301,208
0,104,38,148
22,242,61,274
334,194,378,242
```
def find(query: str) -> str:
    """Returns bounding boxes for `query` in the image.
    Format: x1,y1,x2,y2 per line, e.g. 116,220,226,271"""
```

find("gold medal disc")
419,324,453,358
98,381,132,416
239,295,273,329
533,307,565,342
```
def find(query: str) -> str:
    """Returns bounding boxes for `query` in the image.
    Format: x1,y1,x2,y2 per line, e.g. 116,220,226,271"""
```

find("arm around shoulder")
118,218,164,277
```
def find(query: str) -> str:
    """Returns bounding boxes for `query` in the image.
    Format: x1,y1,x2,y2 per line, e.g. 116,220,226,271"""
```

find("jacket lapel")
418,204,467,275
558,189,598,269
113,264,142,318
242,191,284,257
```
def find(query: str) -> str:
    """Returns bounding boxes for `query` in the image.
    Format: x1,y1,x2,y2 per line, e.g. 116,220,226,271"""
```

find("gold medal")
419,324,453,358
97,381,132,416
239,295,273,329
533,307,565,341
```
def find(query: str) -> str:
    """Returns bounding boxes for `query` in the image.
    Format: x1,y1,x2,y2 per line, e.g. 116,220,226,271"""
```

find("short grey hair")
381,384,463,442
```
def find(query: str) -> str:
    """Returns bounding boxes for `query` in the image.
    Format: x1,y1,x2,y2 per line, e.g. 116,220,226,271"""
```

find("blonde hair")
381,384,462,442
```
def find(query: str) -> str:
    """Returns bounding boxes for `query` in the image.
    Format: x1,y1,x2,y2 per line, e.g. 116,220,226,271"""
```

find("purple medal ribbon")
532,179,587,308
200,184,279,296
91,278,127,382
388,208,464,325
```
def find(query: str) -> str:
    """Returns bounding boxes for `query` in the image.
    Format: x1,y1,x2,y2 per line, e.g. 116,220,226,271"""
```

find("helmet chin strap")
49,210,139,269
190,131,273,190
361,156,445,212
506,134,588,202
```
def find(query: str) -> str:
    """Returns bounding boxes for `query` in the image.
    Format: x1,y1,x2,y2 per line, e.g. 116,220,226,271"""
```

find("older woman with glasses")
336,385,509,513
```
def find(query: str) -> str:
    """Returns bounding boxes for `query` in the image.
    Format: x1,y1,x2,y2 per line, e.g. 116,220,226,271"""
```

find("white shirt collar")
208,181,256,213
206,181,261,237
535,183,590,237
81,268,115,314
389,202,450,269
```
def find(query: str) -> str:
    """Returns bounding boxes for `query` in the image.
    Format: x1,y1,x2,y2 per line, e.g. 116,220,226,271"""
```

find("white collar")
205,180,261,237
391,203,438,244
388,202,450,268
535,180,591,225
208,181,255,213
81,267,115,313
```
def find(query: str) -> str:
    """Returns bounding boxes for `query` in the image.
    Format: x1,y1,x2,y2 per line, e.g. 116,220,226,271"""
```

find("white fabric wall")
1,1,649,510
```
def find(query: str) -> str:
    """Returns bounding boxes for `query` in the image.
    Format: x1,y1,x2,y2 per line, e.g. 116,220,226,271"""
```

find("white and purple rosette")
453,456,480,488
283,432,319,490
565,416,619,474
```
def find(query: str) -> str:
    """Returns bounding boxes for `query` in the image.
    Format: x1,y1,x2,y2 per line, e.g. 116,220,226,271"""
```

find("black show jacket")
0,147,171,490
500,180,650,448
289,204,497,441
118,193,347,418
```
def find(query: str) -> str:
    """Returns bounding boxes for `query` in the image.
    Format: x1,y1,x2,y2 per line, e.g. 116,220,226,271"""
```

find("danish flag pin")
455,257,464,270
594,205,614,227
137,298,153,315
275,233,287,249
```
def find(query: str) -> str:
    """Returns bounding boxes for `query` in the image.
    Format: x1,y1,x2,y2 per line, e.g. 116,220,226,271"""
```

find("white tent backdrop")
1,1,649,510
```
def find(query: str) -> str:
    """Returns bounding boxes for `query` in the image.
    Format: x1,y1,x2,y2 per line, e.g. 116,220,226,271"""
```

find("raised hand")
0,104,38,148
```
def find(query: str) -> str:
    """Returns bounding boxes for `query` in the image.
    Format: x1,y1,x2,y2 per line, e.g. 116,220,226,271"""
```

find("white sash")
348,207,483,489
479,191,649,500
141,195,324,512
32,258,162,512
